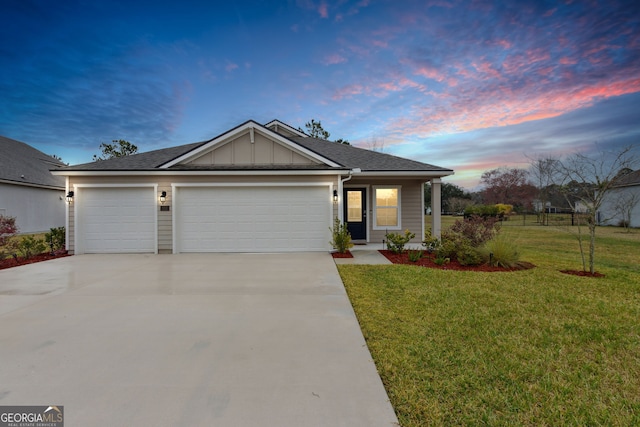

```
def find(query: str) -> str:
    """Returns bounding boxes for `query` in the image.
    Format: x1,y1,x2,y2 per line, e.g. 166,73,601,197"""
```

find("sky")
1,0,639,189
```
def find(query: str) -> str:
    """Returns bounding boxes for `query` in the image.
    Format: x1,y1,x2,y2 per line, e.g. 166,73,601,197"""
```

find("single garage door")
76,187,156,254
175,186,331,253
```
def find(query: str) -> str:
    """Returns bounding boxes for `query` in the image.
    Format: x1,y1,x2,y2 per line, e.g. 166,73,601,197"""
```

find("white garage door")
175,186,331,253
76,187,156,254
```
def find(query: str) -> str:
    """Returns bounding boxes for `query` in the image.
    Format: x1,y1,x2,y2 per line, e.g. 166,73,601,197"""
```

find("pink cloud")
322,53,347,65
382,75,640,140
372,40,388,48
414,66,446,82
377,77,427,95
318,2,328,18
332,83,366,100
558,57,577,65
225,61,238,72
496,39,512,49
471,61,502,79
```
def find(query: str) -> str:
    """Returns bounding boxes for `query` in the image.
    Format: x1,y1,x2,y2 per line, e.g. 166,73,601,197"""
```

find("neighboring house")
0,136,66,233
53,120,454,254
598,170,640,228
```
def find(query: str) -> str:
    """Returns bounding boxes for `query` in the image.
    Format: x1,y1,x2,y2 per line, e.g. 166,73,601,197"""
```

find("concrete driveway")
0,253,398,426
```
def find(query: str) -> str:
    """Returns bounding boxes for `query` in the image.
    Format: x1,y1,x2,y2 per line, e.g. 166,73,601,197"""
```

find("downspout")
338,171,354,223
65,176,70,252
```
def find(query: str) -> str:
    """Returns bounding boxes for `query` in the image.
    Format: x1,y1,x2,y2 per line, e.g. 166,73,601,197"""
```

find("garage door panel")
177,186,331,253
77,187,156,254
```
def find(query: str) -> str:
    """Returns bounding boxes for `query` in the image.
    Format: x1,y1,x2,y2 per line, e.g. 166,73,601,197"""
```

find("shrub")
329,217,354,253
45,227,65,251
408,250,423,262
0,215,18,247
481,236,520,268
436,216,500,266
17,236,47,259
456,244,483,266
422,230,441,253
464,204,500,218
433,255,450,265
448,215,500,247
386,229,416,254
436,238,457,259
495,203,513,217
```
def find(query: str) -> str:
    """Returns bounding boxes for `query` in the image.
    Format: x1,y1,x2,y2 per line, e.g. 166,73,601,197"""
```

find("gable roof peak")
264,119,307,138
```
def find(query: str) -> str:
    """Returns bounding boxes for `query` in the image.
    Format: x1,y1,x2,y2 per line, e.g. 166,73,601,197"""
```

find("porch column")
431,178,442,239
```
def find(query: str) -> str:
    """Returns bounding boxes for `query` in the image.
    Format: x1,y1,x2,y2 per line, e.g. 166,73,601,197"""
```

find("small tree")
93,139,138,161
558,145,638,273
0,215,19,259
527,154,561,225
612,191,640,232
301,119,350,144
480,167,537,210
329,217,353,253
304,119,330,140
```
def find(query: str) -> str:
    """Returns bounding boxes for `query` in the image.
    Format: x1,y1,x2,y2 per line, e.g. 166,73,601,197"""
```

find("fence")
497,212,591,227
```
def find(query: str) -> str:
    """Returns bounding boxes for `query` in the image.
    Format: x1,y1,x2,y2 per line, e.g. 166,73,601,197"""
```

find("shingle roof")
290,136,451,172
61,142,203,171
56,120,453,174
614,170,640,187
0,135,66,188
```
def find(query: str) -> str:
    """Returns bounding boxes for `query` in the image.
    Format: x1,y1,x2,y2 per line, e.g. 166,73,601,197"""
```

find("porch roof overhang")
51,169,352,177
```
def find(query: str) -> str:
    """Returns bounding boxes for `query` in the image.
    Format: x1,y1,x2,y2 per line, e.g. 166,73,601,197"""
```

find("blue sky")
2,0,639,189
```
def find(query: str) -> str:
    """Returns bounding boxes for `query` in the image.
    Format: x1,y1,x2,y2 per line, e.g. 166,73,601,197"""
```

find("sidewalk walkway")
333,245,392,265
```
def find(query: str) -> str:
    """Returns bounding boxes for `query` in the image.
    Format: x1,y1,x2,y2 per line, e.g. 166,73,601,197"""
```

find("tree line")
427,145,638,274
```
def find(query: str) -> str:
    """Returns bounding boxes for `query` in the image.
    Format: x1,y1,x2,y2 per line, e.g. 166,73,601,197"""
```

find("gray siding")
347,178,425,244
0,183,65,233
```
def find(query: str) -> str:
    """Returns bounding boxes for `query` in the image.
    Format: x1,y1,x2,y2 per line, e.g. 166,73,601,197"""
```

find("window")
347,191,362,222
374,186,400,229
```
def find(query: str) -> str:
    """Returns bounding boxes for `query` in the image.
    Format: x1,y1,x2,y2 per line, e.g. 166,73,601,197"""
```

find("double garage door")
175,186,330,252
75,185,331,253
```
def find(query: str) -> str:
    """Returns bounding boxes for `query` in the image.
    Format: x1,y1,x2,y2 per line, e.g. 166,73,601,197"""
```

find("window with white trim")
373,186,400,229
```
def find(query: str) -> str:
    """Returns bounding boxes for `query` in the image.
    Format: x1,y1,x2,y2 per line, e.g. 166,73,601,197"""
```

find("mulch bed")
0,250,70,271
379,250,535,272
331,251,354,258
560,269,605,278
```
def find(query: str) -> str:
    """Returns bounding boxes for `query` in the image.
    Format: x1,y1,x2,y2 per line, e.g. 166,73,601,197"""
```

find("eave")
51,169,352,177
0,178,65,191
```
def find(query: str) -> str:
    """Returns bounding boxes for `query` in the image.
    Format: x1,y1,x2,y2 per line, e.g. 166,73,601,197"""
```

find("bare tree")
366,137,386,152
448,197,474,215
612,191,640,232
527,154,561,225
558,145,638,273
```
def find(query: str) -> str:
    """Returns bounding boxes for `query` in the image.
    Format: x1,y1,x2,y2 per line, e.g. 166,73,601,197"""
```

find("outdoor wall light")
159,191,167,204
333,189,338,203
66,191,74,203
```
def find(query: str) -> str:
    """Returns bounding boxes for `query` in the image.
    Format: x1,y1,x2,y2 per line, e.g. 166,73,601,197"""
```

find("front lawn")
338,224,640,426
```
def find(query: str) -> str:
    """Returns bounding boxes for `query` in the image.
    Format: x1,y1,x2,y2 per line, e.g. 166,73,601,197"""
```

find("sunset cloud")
318,2,328,18
322,53,347,65
2,0,638,189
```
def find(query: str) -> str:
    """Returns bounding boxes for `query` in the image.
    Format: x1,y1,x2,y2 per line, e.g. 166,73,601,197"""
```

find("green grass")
338,223,640,426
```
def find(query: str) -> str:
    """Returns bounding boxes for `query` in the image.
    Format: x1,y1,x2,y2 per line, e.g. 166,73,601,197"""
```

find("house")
598,170,640,228
0,135,66,233
52,120,454,254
